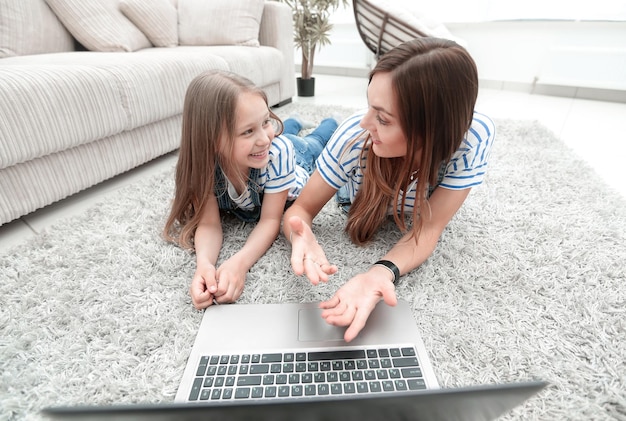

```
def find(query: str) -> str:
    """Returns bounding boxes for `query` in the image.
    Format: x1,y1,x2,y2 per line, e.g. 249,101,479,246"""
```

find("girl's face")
230,92,275,173
360,72,407,158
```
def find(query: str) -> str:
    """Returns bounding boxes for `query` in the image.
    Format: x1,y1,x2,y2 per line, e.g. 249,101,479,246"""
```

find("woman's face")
360,72,407,158
229,92,275,173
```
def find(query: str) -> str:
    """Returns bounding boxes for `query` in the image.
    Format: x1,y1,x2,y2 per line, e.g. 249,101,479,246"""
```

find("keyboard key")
249,364,269,374
296,362,307,372
211,389,222,400
302,373,313,383
401,347,416,357
278,386,290,397
291,385,303,396
367,349,378,358
263,374,274,385
251,354,261,363
220,355,230,364
289,374,300,384
401,367,423,378
209,355,220,365
390,348,401,357
230,355,239,364
296,352,306,361
393,357,419,368
369,381,382,392
284,353,294,362
237,375,262,386
252,387,264,398
200,389,210,400
357,382,368,393
276,374,287,384
214,377,225,387
265,386,277,397
262,353,282,363
203,378,213,387
305,384,316,396
389,369,401,378
189,378,203,401
222,388,233,399
317,384,330,395
382,381,394,391
339,372,351,381
331,383,343,395
235,388,250,399
408,378,427,390
308,350,366,361
395,380,407,391
241,354,251,364
314,373,326,383
225,376,235,386
344,383,356,394
332,361,344,371
378,349,390,357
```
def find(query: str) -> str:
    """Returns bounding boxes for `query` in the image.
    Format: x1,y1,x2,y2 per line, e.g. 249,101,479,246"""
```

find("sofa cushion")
0,0,74,58
178,0,264,47
119,0,178,48
44,0,152,52
0,65,129,169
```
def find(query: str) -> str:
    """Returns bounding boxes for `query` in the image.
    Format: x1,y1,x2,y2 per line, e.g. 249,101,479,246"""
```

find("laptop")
42,300,547,420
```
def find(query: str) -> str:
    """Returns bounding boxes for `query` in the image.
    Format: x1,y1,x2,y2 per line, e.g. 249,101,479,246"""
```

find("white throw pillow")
44,0,152,52
178,0,264,47
119,0,178,48
0,0,74,58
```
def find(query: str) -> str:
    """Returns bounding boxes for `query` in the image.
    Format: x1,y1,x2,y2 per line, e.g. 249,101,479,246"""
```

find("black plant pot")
297,77,315,97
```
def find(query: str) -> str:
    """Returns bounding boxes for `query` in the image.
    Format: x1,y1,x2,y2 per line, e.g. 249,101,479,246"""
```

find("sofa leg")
271,98,293,109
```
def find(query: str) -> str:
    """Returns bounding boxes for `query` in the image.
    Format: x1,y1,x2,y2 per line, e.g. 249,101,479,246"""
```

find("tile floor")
1,74,625,254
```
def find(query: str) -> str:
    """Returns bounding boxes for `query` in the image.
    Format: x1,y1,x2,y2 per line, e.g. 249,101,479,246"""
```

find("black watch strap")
373,260,400,284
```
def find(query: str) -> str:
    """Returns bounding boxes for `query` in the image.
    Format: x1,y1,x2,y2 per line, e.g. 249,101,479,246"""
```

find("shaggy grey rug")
1,102,625,421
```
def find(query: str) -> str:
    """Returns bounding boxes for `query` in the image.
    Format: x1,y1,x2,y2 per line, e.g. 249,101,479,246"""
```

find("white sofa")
0,0,295,226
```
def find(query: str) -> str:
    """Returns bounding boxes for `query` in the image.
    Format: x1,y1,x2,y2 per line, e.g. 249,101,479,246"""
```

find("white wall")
305,2,626,100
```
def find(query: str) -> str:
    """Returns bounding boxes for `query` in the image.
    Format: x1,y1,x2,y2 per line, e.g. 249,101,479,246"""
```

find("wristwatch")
373,260,400,284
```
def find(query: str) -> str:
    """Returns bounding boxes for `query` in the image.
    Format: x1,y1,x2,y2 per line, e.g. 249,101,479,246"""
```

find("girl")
284,38,496,342
164,70,337,309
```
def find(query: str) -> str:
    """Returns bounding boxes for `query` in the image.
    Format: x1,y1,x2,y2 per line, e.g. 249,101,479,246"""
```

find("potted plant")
277,0,349,96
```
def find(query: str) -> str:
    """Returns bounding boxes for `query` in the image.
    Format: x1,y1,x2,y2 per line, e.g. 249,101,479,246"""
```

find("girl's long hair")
163,70,282,249
346,38,479,245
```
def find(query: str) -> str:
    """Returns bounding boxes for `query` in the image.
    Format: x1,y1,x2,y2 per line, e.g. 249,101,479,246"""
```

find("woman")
283,38,496,342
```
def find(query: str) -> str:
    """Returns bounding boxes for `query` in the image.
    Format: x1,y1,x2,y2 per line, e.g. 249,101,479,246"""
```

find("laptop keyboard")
188,346,426,401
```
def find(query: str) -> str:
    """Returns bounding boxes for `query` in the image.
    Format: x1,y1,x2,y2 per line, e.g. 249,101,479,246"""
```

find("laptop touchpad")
298,308,346,342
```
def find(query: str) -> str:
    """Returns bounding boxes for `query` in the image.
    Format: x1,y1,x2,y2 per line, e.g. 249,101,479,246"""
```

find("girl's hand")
213,259,247,304
190,262,218,309
288,216,337,285
319,269,397,342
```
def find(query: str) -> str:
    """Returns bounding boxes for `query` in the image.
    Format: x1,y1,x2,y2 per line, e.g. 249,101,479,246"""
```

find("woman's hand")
320,267,398,342
288,215,338,285
189,261,218,309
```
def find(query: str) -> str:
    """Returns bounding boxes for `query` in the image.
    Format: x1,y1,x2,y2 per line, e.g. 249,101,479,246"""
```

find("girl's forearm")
229,219,281,270
194,224,222,266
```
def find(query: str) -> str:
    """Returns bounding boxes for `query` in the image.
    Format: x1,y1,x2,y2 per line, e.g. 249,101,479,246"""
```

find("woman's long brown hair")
346,38,479,245
163,70,282,249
